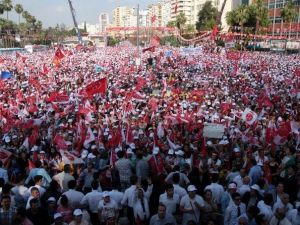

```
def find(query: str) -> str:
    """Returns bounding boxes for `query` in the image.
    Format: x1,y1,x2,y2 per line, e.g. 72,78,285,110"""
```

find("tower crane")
67,0,82,44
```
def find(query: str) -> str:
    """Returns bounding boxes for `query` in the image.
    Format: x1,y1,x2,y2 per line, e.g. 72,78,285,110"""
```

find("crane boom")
67,0,82,43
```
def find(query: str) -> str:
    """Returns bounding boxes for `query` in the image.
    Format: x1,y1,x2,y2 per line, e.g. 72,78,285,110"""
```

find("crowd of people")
0,42,299,225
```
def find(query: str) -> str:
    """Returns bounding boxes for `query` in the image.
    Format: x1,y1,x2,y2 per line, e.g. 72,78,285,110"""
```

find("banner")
203,124,225,139
1,71,12,79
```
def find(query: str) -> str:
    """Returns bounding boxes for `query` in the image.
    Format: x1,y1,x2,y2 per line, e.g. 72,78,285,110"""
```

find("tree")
3,0,13,20
14,4,23,24
196,1,218,31
235,5,250,34
176,12,187,31
280,0,297,39
253,0,269,34
167,21,176,27
22,10,30,22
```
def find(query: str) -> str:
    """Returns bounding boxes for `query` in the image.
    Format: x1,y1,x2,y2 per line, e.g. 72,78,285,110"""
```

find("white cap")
103,191,110,197
81,150,89,159
73,209,83,216
87,153,96,159
129,143,136,149
187,185,197,192
54,213,63,220
175,150,184,156
228,183,237,189
153,147,159,155
250,184,260,192
233,147,240,153
47,197,56,203
4,136,10,143
168,149,174,155
126,148,133,154
207,141,213,146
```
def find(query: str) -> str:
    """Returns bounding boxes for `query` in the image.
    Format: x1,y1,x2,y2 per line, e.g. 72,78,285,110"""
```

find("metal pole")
297,6,300,39
272,0,276,36
137,4,140,57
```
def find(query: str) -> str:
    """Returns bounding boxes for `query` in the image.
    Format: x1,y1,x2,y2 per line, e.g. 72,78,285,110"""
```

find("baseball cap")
47,197,56,203
73,209,83,216
103,191,110,198
187,185,197,192
54,213,63,220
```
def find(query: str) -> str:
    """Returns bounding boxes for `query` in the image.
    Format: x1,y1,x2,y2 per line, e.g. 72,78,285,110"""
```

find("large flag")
150,35,161,47
151,15,157,24
142,46,156,53
52,48,65,65
210,25,218,40
82,77,108,97
242,108,258,125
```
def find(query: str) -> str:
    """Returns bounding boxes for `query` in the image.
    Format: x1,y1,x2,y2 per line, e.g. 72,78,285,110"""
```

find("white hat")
4,136,10,143
187,185,197,192
47,197,56,204
103,191,110,198
129,143,136,149
73,209,83,216
228,183,237,189
233,147,240,153
54,213,63,220
126,148,133,154
207,141,213,146
175,150,184,156
87,153,96,159
250,184,260,192
81,150,89,159
168,149,174,155
153,147,159,155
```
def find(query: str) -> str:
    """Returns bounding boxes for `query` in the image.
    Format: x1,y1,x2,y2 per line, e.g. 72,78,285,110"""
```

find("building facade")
99,13,109,32
265,0,300,37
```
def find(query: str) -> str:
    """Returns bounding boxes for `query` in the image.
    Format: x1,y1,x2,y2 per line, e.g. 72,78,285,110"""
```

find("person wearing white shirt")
11,176,28,208
80,180,102,225
27,175,46,198
58,180,84,209
237,176,251,197
165,169,190,186
159,184,180,215
180,185,205,225
270,208,292,225
0,161,8,184
257,194,274,222
109,182,124,211
121,175,137,224
287,206,300,225
98,192,118,224
233,168,248,188
273,194,294,215
224,192,246,225
133,188,150,224
52,164,75,192
204,173,224,205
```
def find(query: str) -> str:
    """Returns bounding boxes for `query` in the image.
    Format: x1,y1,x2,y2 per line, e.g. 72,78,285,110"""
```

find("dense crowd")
0,43,299,225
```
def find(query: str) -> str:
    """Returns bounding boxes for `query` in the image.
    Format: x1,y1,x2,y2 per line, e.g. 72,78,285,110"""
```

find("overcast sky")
8,0,154,28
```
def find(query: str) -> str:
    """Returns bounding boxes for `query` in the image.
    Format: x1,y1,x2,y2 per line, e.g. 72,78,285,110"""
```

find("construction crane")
67,0,82,44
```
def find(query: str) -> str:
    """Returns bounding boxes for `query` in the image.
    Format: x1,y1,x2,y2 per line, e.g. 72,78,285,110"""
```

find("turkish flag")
142,46,155,53
151,15,157,23
83,77,107,97
242,108,257,125
0,149,12,166
16,52,27,62
54,48,65,60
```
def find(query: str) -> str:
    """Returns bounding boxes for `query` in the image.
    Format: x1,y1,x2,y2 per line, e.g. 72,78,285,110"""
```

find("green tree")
3,0,12,20
167,21,176,27
253,0,269,33
22,10,30,22
196,1,218,31
176,12,187,31
226,10,238,28
280,0,297,39
236,5,250,33
14,4,23,24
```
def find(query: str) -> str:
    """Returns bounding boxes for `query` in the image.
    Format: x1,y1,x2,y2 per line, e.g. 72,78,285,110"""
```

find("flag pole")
137,4,140,59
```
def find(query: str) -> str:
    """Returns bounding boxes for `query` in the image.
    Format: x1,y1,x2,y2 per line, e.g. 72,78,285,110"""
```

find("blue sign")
1,71,11,79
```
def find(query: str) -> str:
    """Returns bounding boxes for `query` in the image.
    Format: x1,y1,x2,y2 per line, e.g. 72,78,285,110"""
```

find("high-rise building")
148,2,163,27
161,0,172,26
265,0,300,37
112,6,134,27
99,13,109,32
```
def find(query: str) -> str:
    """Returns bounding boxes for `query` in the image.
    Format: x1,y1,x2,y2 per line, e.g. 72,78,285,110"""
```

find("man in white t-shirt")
159,184,180,215
180,185,204,225
98,191,118,224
